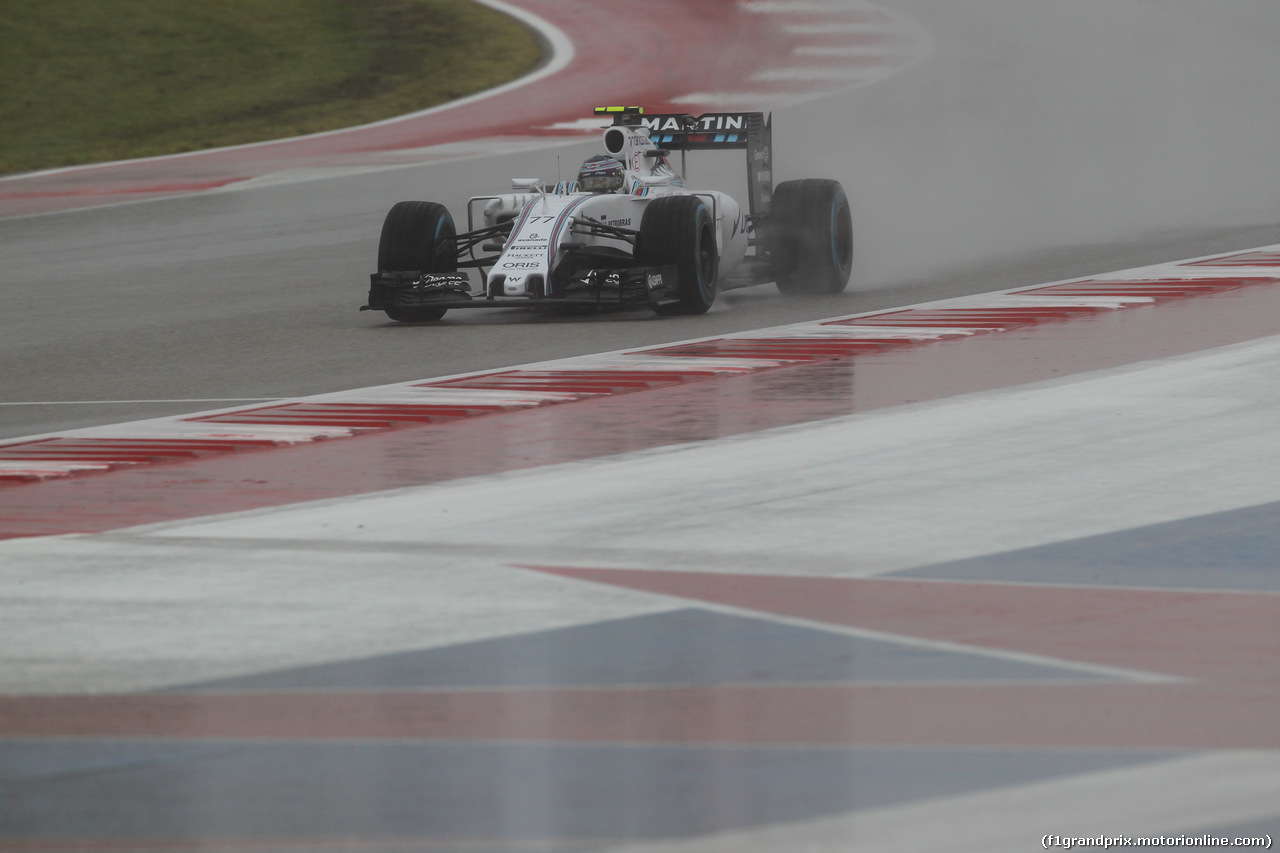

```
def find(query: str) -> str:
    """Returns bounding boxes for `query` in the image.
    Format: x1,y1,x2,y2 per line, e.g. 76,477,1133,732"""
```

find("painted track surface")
4,256,1280,850
4,0,1280,850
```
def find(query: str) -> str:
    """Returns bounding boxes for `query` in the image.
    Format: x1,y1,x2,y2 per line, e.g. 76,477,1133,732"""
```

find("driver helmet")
577,154,625,193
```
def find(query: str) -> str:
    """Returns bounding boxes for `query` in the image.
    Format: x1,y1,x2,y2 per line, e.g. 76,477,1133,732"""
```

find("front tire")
376,201,456,322
768,179,853,295
637,195,718,316
384,303,447,322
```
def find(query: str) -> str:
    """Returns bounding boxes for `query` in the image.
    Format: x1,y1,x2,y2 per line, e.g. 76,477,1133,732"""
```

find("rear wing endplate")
600,108,774,216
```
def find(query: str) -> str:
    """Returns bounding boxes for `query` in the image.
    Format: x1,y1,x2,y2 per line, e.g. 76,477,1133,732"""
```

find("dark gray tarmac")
4,0,1280,440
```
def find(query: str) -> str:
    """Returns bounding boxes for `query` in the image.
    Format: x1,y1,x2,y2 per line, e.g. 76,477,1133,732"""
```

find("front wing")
361,265,681,311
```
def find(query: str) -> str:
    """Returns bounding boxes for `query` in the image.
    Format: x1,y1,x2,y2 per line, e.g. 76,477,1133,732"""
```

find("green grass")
0,0,543,175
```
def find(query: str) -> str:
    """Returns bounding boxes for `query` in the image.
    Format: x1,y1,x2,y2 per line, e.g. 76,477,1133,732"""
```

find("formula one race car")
362,106,852,322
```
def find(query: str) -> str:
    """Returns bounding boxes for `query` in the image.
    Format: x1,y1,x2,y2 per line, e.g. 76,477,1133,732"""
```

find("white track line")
0,398,279,406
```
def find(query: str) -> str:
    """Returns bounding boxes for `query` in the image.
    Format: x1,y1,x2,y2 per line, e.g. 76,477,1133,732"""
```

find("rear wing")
597,107,774,216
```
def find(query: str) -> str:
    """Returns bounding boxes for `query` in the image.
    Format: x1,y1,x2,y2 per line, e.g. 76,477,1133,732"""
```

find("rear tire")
768,179,853,295
377,201,456,322
637,195,718,316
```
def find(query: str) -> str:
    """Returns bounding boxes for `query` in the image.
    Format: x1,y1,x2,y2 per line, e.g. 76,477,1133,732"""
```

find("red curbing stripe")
2,683,1277,749
1017,277,1270,301
0,437,288,483
835,306,1111,330
1181,251,1280,267
187,402,516,429
0,178,247,201
643,337,906,361
420,368,739,395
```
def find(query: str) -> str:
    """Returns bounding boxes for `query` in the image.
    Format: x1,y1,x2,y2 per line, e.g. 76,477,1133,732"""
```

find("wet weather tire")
768,179,853,295
383,303,447,323
637,195,718,315
377,201,456,322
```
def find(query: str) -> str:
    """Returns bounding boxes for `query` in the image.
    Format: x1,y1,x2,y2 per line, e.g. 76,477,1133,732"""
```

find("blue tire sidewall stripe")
696,203,712,298
829,189,847,273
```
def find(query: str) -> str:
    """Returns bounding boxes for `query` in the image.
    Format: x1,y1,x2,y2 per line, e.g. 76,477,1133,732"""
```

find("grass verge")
0,0,543,175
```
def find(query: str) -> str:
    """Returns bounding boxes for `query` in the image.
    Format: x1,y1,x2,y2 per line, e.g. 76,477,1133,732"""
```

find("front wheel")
637,195,718,316
768,179,853,295
376,200,456,322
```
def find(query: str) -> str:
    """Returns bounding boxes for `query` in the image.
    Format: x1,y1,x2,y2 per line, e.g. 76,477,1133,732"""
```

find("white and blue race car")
362,106,852,322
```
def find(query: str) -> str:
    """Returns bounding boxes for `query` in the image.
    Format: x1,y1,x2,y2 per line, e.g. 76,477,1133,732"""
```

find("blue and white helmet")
577,154,625,193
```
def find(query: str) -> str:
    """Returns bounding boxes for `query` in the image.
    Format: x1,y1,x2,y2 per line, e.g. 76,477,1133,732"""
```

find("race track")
2,1,1280,850
4,0,1280,440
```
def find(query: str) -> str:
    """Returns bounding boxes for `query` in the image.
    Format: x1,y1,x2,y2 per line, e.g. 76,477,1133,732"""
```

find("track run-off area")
3,1,1280,851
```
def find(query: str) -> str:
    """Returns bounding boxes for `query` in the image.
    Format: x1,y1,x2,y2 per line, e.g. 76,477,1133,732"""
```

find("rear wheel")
768,179,853,295
377,201,456,322
637,195,718,316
